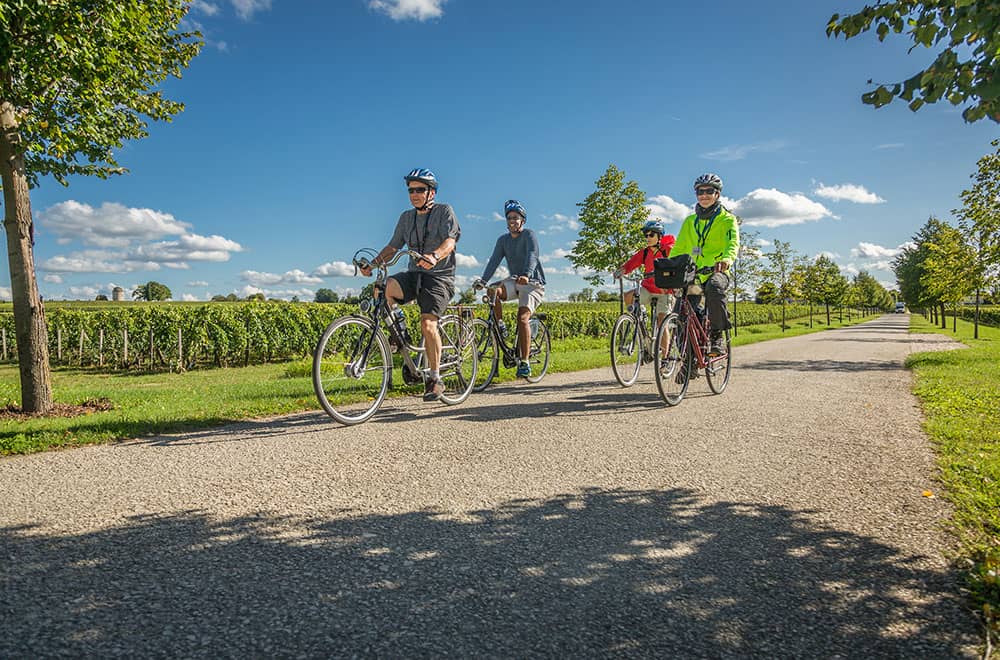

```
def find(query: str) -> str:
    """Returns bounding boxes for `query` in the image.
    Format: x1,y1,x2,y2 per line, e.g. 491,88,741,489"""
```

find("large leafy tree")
0,0,201,412
762,240,805,332
569,164,649,293
827,2,1000,123
893,217,950,327
132,281,172,301
922,223,974,332
954,139,1000,338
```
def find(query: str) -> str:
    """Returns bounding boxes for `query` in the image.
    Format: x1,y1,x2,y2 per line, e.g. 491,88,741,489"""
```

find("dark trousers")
686,272,731,331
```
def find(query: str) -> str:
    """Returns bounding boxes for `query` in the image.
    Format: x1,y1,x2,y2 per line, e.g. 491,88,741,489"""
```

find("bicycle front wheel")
471,318,498,392
312,316,391,425
526,316,551,383
654,314,690,406
610,313,641,387
705,328,732,394
437,314,478,405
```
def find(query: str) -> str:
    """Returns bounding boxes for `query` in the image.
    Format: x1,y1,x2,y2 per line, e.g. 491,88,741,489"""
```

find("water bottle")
496,319,508,338
392,308,411,346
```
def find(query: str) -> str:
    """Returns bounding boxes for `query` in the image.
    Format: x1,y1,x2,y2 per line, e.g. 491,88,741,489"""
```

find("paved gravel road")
1,314,981,658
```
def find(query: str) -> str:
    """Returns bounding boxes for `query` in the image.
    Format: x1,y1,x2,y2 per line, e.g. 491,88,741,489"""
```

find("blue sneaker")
516,360,532,378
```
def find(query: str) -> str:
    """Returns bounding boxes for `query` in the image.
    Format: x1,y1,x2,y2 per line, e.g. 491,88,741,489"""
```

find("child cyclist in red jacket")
615,219,676,328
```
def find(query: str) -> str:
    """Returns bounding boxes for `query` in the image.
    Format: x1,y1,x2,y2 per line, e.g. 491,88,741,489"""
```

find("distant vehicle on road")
895,302,906,313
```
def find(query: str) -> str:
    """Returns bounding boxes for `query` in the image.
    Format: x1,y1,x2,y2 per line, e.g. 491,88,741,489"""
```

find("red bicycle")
653,264,732,406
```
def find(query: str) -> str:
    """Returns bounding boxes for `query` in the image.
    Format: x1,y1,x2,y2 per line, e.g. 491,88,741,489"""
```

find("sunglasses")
696,188,717,196
506,215,523,223
643,231,659,237
407,186,429,194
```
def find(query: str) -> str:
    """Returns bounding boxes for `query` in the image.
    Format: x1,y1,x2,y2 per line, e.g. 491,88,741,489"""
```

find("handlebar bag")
653,253,695,289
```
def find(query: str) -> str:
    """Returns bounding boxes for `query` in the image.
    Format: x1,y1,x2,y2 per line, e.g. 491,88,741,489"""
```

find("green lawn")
908,314,1000,645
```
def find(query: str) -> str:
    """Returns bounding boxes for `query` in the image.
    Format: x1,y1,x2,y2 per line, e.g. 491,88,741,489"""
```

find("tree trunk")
939,302,946,329
825,303,830,326
0,100,52,413
974,288,980,340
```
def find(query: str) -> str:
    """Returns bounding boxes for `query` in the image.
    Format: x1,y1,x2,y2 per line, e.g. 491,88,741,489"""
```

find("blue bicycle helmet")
503,199,527,220
642,219,665,235
404,168,438,190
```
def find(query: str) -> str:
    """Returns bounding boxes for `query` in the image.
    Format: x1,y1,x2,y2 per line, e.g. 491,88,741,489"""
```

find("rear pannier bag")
653,253,695,289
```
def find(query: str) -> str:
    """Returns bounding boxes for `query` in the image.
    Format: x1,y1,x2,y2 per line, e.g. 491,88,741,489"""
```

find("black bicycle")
312,248,478,425
469,280,551,391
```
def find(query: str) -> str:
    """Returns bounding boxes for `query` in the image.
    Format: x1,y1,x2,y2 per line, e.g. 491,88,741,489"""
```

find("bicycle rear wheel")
436,314,478,405
471,318,498,392
654,314,690,406
705,328,732,394
610,313,641,387
526,317,551,383
312,316,391,425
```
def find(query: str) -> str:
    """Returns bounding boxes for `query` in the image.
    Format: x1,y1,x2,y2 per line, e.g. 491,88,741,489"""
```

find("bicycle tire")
705,328,732,394
525,316,551,383
471,318,499,392
654,313,690,406
436,314,478,405
312,315,391,425
610,313,642,387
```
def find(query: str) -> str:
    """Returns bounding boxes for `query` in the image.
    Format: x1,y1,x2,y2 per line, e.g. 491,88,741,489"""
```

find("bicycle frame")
477,283,539,366
674,278,726,371
353,249,463,378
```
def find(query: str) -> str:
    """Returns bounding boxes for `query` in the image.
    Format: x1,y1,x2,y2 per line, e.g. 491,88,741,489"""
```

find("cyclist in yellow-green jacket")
670,173,740,356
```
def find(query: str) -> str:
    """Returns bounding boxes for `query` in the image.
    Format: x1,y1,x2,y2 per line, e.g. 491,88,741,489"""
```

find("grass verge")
1,312,873,456
908,314,999,648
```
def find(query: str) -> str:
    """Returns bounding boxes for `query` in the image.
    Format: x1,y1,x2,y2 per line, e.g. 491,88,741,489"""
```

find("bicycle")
609,272,671,387
652,262,732,406
469,280,551,391
312,248,478,425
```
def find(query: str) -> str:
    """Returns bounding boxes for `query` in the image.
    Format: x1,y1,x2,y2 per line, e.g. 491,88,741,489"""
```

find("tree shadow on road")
741,359,903,373
0,488,977,658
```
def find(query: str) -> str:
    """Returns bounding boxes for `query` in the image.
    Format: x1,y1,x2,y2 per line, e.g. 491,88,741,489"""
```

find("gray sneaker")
422,379,444,402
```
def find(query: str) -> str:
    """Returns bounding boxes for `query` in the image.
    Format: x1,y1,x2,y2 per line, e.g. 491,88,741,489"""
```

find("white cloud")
813,183,885,204
495,265,510,280
68,285,109,299
241,269,323,286
700,140,787,162
540,247,574,263
755,238,773,247
129,233,242,264
492,212,504,222
236,285,315,301
875,143,904,150
42,251,144,273
840,263,860,276
313,261,356,277
645,195,689,225
540,213,581,231
725,188,836,228
454,253,480,268
43,274,64,284
851,242,905,259
815,250,840,260
189,0,220,15
181,293,202,302
38,201,191,247
370,0,445,21
0,286,11,300
188,280,209,287
465,213,484,221
230,0,271,20
870,261,894,271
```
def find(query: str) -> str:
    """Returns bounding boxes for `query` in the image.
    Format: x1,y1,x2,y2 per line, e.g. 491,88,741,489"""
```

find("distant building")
112,286,125,301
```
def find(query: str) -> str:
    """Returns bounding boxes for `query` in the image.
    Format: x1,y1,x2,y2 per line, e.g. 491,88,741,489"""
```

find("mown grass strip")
908,314,999,647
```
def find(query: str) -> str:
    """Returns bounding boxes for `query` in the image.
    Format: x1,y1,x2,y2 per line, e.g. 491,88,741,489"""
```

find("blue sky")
4,0,998,302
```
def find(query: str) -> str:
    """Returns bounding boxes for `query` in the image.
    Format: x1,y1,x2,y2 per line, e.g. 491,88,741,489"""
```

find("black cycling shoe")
708,331,726,357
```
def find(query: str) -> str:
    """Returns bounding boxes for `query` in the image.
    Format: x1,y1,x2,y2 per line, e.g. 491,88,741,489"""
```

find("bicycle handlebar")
352,248,429,278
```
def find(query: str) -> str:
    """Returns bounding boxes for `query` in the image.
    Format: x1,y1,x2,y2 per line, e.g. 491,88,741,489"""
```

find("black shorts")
390,271,454,318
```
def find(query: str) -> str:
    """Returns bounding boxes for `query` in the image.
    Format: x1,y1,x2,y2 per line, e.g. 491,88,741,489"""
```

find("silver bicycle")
312,248,478,425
